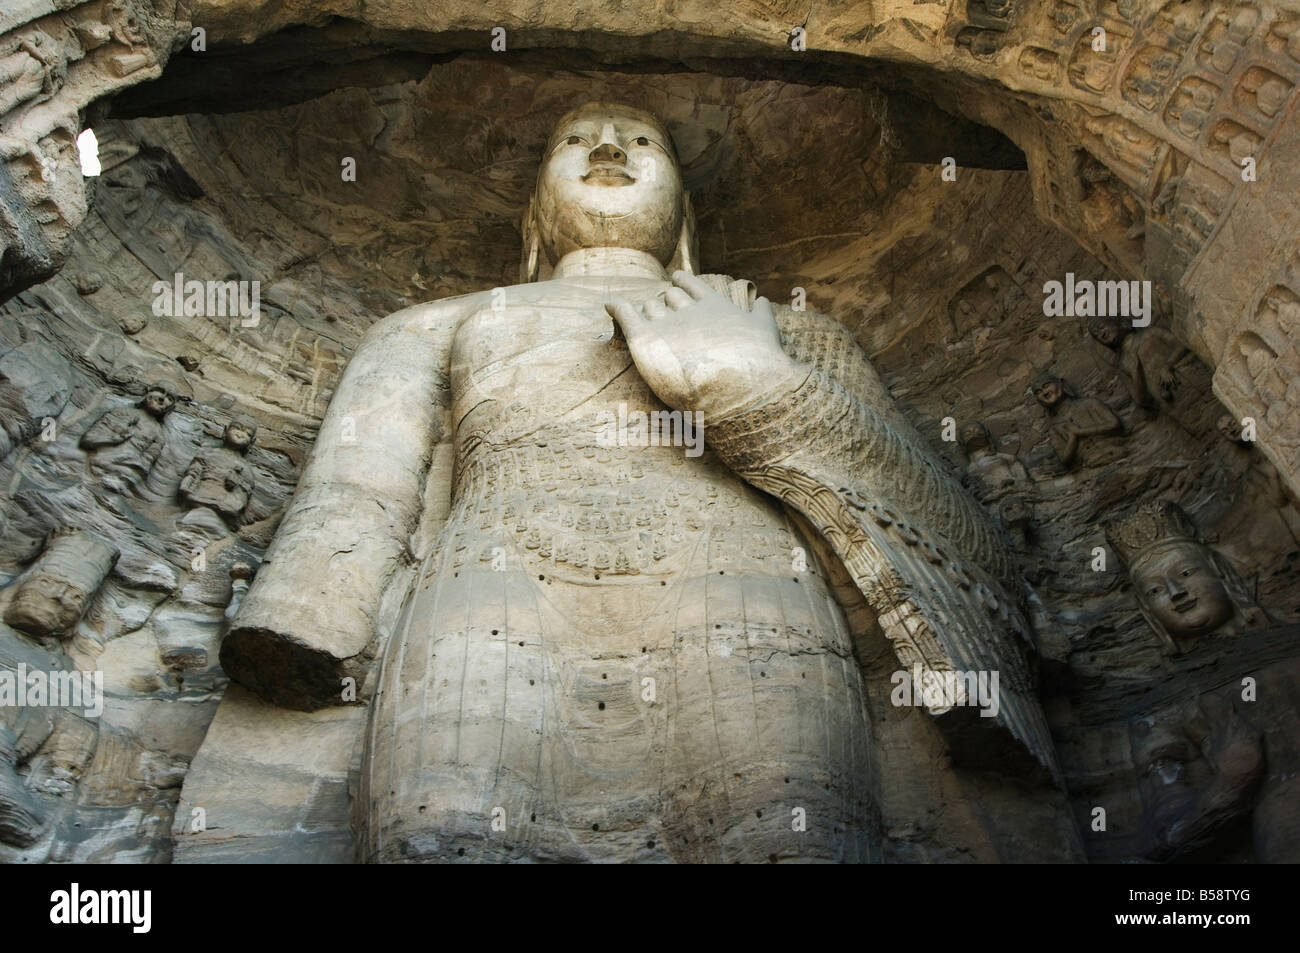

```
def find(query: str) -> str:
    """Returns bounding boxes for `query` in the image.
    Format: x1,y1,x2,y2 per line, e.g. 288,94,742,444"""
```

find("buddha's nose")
1165,576,1188,600
589,142,626,166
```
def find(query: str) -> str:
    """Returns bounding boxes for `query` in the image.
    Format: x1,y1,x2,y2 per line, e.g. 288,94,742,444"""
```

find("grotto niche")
1,0,1299,868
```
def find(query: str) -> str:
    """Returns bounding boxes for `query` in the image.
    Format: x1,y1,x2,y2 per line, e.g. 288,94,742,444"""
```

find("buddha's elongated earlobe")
520,193,541,283
667,191,698,275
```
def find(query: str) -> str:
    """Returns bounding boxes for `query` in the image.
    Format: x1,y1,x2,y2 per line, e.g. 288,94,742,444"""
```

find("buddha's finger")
664,287,692,310
671,270,719,302
644,298,668,320
606,299,650,342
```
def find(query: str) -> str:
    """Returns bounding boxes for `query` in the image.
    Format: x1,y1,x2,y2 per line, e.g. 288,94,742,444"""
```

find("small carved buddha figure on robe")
222,102,1076,863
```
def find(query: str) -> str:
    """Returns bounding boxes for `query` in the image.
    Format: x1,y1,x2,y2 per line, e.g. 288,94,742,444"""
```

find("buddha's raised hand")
605,270,807,420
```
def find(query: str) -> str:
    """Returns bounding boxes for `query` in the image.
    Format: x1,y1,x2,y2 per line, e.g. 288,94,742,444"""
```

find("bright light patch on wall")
77,128,101,177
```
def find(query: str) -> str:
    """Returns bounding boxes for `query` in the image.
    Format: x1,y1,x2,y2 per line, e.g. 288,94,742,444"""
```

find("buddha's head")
1105,500,1265,652
225,415,258,453
1088,314,1126,350
522,102,695,280
959,420,993,456
140,385,175,419
3,529,119,638
1031,372,1069,409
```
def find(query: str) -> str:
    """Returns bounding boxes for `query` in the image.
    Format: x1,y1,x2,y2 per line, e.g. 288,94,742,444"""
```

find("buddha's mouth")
1173,597,1198,613
582,165,636,185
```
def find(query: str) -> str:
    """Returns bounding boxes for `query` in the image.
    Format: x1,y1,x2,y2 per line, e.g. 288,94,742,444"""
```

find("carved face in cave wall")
532,103,685,266
1132,542,1235,637
4,574,85,636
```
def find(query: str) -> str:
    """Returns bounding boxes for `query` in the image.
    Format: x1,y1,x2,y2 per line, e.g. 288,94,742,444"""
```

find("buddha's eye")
1148,586,1163,596
565,135,584,145
634,136,650,146
1181,568,1193,577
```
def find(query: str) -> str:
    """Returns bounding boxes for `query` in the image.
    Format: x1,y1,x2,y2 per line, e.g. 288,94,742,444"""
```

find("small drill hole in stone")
529,679,535,685
530,813,536,822
538,574,544,580
592,823,600,831
598,701,606,710
419,805,427,813
491,629,498,635
457,847,466,856
602,673,607,679
647,839,655,848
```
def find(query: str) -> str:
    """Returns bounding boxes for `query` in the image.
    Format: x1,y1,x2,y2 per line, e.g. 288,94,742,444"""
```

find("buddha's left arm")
705,305,1061,783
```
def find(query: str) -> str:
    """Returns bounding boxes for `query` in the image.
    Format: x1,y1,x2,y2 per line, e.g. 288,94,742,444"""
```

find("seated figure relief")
178,415,257,524
79,383,175,494
1032,372,1124,467
1088,315,1191,413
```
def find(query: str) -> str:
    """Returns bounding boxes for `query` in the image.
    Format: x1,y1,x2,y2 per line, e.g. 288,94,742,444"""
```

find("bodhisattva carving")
1032,372,1124,467
223,102,1068,863
1105,500,1269,654
2,529,119,640
1088,315,1191,413
179,416,256,524
79,384,174,493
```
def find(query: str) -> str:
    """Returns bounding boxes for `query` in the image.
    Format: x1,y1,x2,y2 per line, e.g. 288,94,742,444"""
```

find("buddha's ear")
520,193,541,283
667,191,698,275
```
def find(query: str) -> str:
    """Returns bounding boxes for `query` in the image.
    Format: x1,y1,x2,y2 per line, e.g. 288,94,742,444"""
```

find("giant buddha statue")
220,103,1071,862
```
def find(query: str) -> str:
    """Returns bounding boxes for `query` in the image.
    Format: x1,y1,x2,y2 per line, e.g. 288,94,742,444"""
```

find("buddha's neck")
552,247,669,280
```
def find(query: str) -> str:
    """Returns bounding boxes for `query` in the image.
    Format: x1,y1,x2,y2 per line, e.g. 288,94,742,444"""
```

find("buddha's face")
1091,320,1122,347
1133,544,1234,637
142,388,174,418
1034,378,1064,407
226,424,253,451
1217,414,1244,444
959,422,991,454
6,574,85,635
534,103,684,265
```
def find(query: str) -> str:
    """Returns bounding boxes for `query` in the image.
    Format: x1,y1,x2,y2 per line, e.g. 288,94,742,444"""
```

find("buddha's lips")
1173,597,1198,613
582,166,635,184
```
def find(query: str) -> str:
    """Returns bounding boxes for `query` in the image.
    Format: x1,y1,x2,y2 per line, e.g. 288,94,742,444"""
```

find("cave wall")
0,0,1298,864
